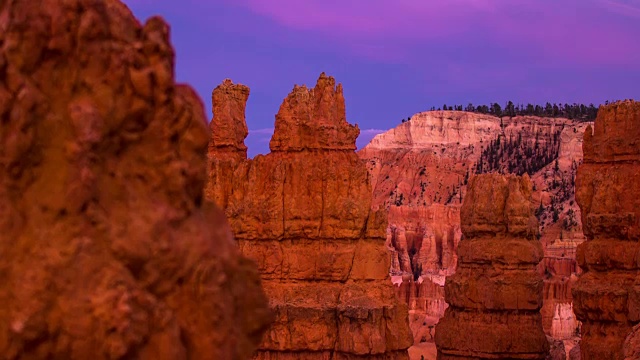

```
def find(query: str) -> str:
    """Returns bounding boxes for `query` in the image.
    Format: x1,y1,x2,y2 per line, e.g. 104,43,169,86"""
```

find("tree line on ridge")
399,101,617,123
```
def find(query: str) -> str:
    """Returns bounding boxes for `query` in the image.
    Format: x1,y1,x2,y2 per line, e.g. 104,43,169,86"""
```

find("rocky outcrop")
435,174,549,359
0,1,271,359
269,74,359,152
532,123,588,343
206,79,251,209
360,112,588,346
208,73,413,359
386,205,461,277
209,79,250,158
385,205,460,344
359,112,571,209
572,100,640,359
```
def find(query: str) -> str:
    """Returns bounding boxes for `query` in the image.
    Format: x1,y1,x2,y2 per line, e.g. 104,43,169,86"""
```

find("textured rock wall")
207,73,413,359
0,0,271,359
359,112,571,209
205,79,250,210
360,113,588,346
435,174,548,359
573,100,640,359
385,205,459,344
386,205,461,277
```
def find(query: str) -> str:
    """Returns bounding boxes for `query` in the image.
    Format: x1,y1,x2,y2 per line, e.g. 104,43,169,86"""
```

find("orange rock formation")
0,0,271,359
573,100,640,359
435,174,549,359
207,73,413,359
385,205,460,345
206,79,251,209
359,113,587,347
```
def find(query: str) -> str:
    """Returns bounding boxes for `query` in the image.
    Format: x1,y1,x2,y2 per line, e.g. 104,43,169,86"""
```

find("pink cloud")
595,0,640,18
231,0,498,40
226,0,640,66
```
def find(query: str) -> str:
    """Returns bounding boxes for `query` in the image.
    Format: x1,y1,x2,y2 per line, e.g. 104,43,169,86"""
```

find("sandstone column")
208,73,413,359
435,174,549,359
205,79,250,206
573,100,640,359
0,0,271,358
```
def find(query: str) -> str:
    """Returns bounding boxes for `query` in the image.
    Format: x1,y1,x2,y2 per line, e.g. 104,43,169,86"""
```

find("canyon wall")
0,0,271,359
207,74,413,359
573,100,640,359
435,173,548,359
359,112,588,346
360,111,571,209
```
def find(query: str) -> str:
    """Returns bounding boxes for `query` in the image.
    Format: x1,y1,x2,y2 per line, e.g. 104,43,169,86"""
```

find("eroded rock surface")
208,73,413,359
573,100,640,360
435,174,548,359
624,324,640,360
206,79,251,208
360,113,588,346
0,1,271,359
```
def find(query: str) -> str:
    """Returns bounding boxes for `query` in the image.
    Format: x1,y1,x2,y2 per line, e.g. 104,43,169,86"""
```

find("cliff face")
0,1,271,359
359,111,588,344
207,73,413,359
385,205,460,344
573,100,640,360
360,111,570,208
435,174,549,359
386,205,461,277
532,122,590,344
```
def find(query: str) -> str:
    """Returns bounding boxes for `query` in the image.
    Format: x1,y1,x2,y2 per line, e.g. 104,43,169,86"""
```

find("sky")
122,0,640,157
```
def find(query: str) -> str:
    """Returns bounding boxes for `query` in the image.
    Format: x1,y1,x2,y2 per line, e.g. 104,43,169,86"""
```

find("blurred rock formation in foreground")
0,0,271,358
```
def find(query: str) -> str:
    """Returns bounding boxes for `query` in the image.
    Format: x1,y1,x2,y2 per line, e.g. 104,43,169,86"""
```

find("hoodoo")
435,173,549,359
573,100,640,359
207,73,413,359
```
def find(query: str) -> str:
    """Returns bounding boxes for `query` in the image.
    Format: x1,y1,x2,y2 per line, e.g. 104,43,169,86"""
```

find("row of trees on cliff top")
402,101,602,122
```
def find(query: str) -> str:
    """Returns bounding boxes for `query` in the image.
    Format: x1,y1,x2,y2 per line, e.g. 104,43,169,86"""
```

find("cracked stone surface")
207,73,413,359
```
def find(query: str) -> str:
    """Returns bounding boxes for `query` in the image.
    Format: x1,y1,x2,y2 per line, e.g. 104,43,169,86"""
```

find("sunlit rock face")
573,100,640,360
0,1,272,359
435,173,549,359
207,73,413,359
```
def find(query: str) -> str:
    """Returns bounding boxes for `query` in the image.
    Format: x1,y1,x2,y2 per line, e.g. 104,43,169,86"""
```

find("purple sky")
123,0,640,156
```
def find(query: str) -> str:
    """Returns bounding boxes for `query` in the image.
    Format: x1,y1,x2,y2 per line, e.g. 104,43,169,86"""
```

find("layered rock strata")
0,0,271,359
208,73,413,359
205,79,250,208
360,113,588,346
572,100,640,359
386,205,462,277
435,174,548,359
385,205,460,344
